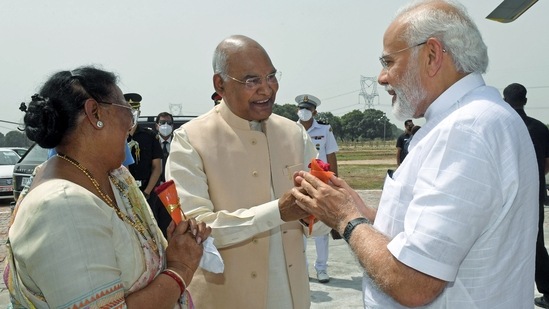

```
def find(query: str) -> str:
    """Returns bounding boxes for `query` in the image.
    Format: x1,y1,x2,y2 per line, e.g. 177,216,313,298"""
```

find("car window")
20,144,49,163
12,148,28,156
0,150,20,165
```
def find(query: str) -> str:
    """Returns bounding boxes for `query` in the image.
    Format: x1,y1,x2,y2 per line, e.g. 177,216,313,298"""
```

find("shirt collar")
296,118,319,130
216,99,267,131
424,73,485,121
159,135,172,143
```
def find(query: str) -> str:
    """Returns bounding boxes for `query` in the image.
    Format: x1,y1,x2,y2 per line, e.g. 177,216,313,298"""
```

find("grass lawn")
339,164,395,190
336,140,397,190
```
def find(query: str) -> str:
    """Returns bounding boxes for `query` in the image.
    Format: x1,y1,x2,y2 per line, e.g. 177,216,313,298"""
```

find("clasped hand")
165,218,211,281
291,171,365,233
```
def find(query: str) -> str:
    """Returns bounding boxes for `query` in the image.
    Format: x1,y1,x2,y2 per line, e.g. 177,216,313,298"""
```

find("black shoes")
535,295,549,308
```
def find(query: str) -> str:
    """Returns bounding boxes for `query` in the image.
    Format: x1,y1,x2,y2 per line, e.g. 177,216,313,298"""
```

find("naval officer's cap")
295,94,321,109
124,93,142,110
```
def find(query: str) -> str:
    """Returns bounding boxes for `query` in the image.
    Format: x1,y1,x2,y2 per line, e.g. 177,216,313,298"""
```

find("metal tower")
358,76,379,109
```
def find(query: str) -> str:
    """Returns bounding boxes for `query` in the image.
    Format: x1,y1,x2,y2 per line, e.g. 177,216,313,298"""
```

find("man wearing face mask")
295,94,339,284
156,112,174,182
153,111,176,237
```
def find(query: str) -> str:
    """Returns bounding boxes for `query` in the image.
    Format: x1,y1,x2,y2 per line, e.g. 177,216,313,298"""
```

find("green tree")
272,103,298,121
4,130,30,147
273,105,399,141
340,110,366,141
0,132,4,146
386,123,398,140
362,109,387,139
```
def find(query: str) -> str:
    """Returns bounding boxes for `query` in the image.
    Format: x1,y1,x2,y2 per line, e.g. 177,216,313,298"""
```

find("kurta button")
253,239,258,244
251,139,257,145
251,271,257,278
252,171,258,177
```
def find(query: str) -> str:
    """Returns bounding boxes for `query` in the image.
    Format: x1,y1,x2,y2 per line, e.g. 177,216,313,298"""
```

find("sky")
1,0,548,135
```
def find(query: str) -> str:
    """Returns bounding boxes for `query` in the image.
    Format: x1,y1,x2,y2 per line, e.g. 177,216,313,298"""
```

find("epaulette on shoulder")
317,119,329,125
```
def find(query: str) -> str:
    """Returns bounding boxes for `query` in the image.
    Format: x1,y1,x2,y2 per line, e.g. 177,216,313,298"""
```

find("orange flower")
306,159,334,234
309,159,334,183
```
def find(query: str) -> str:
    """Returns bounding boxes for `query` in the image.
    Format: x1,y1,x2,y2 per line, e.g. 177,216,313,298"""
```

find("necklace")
56,153,158,253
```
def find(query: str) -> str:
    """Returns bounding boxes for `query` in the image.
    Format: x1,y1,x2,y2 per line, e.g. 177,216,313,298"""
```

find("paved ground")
0,191,547,308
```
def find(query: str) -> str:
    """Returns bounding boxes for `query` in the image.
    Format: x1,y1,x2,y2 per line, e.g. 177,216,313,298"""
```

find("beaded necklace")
56,153,158,253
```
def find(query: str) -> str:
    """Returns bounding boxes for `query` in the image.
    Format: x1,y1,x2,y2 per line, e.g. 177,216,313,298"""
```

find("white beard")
389,56,427,121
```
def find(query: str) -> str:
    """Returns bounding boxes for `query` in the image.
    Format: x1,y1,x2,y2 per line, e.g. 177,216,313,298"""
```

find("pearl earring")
97,120,104,128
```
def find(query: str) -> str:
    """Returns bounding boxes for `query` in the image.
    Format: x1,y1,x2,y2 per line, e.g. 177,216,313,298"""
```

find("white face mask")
159,124,173,137
297,109,313,122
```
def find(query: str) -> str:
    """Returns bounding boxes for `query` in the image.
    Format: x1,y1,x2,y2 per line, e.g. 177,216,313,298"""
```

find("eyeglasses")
158,120,173,125
224,71,282,90
379,41,427,69
99,101,140,125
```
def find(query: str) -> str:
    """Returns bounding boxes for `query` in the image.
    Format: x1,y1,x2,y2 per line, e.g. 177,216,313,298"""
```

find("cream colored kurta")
6,166,175,308
166,102,328,309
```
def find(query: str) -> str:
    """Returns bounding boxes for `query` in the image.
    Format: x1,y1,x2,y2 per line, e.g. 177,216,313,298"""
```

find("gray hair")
396,0,488,74
212,35,252,76
212,45,228,75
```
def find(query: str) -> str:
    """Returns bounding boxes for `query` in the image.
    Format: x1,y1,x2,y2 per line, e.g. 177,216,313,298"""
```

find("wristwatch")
343,217,371,243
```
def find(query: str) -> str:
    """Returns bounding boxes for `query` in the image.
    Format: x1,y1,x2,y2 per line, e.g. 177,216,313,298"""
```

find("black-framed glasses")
98,101,140,125
379,41,427,69
224,71,282,90
158,120,173,125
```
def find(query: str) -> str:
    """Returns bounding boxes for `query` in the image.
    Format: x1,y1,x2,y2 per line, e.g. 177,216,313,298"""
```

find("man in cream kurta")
166,35,328,309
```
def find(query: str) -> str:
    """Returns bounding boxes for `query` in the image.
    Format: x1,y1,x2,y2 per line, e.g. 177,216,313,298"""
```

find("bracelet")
343,217,371,243
161,268,187,296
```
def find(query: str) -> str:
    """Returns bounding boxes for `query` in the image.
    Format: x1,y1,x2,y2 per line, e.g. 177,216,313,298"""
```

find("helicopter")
487,0,538,23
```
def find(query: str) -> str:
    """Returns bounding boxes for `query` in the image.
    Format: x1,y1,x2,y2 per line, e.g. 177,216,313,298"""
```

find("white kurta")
364,73,538,308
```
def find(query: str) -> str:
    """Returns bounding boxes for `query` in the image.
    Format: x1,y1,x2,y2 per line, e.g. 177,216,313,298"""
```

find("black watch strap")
343,217,371,243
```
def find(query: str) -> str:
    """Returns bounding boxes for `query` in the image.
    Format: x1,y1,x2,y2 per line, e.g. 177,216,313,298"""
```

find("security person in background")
156,111,174,183
154,111,175,237
125,93,163,209
503,83,549,308
296,94,339,284
211,92,222,106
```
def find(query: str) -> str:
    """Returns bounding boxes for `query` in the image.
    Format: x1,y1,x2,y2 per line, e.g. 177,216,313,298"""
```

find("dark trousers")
152,195,172,238
536,203,549,295
140,184,172,239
